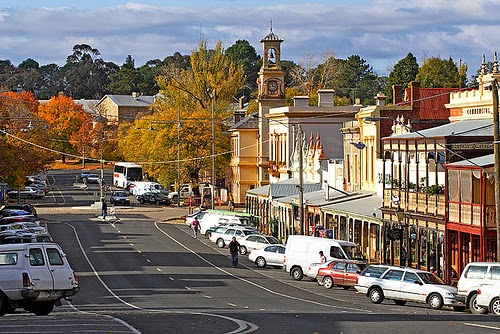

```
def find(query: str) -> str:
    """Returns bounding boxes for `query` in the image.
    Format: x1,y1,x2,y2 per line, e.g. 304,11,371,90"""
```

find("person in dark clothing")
228,237,240,267
101,199,108,220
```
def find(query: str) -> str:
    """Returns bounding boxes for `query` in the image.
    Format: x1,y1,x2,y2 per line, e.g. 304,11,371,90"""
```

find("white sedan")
305,260,334,280
7,187,45,199
477,284,500,315
248,244,286,268
238,234,281,255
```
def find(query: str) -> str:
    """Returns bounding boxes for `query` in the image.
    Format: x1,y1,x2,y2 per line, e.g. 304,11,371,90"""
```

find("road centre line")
464,323,500,330
64,221,259,334
154,222,370,313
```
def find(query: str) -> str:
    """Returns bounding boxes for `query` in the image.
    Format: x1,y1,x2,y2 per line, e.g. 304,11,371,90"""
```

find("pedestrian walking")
228,237,240,267
191,216,200,238
101,198,108,220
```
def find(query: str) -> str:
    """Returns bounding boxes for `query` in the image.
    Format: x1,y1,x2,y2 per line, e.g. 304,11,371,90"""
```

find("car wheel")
490,297,500,315
469,293,487,314
323,276,334,289
317,278,324,286
155,200,160,205
216,238,225,248
239,246,247,255
428,293,444,310
369,287,384,304
256,256,266,268
394,300,407,306
31,302,54,316
140,198,145,204
0,294,7,316
205,231,211,237
291,267,303,281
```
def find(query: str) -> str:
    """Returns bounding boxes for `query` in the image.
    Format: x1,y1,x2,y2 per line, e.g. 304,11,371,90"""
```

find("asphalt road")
3,169,500,333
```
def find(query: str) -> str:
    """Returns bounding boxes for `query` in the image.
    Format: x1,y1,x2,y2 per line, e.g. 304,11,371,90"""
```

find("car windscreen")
417,272,445,284
265,236,280,244
341,245,366,260
113,191,128,197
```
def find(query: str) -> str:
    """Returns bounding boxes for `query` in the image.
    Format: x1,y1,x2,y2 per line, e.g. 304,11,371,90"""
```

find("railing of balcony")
383,188,445,216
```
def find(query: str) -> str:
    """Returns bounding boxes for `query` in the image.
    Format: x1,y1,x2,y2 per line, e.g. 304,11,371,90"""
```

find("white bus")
113,162,143,188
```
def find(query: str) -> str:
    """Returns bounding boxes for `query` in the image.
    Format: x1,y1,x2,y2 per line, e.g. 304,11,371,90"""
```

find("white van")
198,210,254,235
284,235,365,281
129,182,167,196
0,242,79,316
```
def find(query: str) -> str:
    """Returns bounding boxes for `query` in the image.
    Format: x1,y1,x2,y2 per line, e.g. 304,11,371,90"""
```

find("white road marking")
228,303,237,307
464,322,500,330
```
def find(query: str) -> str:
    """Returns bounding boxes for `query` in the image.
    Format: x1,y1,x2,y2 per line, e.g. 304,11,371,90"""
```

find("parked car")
136,192,171,205
0,209,31,219
457,262,500,314
355,265,463,310
7,187,45,199
317,259,367,289
0,242,79,316
209,226,259,248
248,244,286,268
476,284,500,315
0,204,37,217
0,231,53,244
85,174,101,184
238,234,281,255
24,180,49,194
110,190,130,206
0,215,41,227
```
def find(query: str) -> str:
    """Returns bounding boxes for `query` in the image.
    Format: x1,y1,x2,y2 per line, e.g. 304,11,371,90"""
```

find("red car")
317,260,367,289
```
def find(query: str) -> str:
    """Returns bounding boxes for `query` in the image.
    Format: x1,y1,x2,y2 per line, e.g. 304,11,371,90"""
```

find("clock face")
268,81,278,93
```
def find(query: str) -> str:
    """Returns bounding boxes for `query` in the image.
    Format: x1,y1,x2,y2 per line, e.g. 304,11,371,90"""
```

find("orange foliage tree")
37,94,91,162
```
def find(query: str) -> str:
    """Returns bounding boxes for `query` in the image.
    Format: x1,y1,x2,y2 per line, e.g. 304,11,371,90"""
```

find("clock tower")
257,26,286,186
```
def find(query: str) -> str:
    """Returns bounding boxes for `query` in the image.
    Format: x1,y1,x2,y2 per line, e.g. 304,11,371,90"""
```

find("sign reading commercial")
464,106,492,117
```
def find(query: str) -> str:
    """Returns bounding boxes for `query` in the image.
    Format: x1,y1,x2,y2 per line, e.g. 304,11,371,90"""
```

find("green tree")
108,55,141,94
137,59,161,95
38,64,65,99
226,39,260,98
386,53,419,102
416,56,461,88
62,44,119,99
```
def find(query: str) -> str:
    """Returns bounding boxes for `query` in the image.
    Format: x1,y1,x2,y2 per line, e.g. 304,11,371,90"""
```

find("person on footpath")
228,237,240,267
101,198,108,220
191,216,200,238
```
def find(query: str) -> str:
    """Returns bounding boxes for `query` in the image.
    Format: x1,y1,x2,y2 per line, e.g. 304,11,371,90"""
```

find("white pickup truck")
0,242,79,316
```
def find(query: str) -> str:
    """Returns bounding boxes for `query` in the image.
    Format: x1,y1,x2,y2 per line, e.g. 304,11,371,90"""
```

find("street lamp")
211,98,215,209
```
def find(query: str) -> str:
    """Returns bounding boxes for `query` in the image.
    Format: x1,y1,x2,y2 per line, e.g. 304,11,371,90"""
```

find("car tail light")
73,272,79,284
22,273,31,287
283,255,286,264
477,289,482,295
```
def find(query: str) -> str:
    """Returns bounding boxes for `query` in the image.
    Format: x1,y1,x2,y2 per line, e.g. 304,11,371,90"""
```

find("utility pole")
492,78,500,259
177,108,182,207
298,125,304,235
211,98,215,209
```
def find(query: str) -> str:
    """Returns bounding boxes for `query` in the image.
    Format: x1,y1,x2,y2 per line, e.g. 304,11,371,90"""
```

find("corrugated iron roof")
386,118,493,140
449,153,494,167
322,193,383,218
99,95,155,107
246,178,321,198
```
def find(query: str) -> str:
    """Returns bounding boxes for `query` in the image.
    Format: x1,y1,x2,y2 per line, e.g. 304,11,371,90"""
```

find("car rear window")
0,253,18,265
360,266,389,278
465,265,488,279
46,248,64,265
489,266,500,280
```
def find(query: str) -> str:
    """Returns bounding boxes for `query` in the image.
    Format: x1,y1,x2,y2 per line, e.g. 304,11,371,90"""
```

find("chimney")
410,81,420,111
393,85,402,104
233,110,246,124
239,96,246,110
132,92,139,99
293,96,310,107
317,89,335,107
375,92,387,106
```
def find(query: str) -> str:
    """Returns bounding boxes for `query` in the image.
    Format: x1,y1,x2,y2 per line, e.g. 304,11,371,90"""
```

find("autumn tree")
0,91,50,187
37,94,91,162
119,40,244,187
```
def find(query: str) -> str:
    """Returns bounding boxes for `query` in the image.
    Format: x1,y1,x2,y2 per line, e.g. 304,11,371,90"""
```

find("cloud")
0,0,498,78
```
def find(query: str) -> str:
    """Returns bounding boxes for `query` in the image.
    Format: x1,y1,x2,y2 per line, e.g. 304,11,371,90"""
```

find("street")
3,169,500,333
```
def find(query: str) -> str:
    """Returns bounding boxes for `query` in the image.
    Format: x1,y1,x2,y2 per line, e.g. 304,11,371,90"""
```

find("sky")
0,0,499,78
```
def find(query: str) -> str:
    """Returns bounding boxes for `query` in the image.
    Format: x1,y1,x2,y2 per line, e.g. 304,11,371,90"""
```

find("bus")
113,162,143,188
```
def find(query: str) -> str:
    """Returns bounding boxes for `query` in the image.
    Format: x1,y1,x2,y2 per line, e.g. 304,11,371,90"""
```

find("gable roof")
97,94,155,108
230,112,259,130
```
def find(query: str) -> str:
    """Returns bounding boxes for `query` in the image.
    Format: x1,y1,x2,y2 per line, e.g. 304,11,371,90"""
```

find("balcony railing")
383,188,445,217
